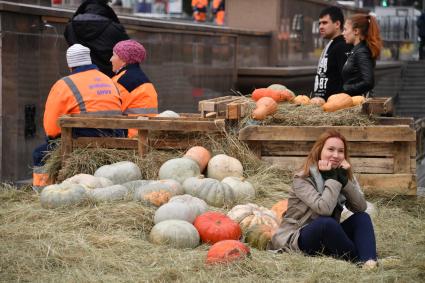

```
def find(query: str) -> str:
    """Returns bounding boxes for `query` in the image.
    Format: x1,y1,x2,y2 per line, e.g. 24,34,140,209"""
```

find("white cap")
66,44,92,68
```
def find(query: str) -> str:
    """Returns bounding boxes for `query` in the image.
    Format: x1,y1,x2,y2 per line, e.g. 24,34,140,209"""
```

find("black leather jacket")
341,41,375,96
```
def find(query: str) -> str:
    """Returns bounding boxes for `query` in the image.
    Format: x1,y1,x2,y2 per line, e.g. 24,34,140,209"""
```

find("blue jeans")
298,212,377,262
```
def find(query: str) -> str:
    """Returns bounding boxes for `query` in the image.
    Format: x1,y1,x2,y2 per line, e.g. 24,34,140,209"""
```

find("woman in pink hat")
111,39,159,137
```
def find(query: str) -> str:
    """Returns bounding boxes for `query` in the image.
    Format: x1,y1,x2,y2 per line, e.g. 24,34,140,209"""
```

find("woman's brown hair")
301,130,354,180
349,13,383,60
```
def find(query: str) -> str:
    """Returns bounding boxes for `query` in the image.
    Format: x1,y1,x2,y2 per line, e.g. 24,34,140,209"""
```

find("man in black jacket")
313,6,352,100
64,0,129,77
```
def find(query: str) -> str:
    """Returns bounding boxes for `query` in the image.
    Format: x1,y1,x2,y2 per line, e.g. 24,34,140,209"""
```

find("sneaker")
362,259,378,270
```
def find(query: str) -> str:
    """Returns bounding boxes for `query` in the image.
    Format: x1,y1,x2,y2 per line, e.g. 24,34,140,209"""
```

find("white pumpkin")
149,219,200,249
227,203,279,232
94,161,141,184
64,173,113,188
158,158,200,184
133,179,184,201
169,194,208,218
154,202,197,224
183,176,236,207
207,154,243,181
121,180,152,193
40,183,87,209
86,185,129,202
341,201,377,222
267,84,287,91
221,177,255,203
157,110,180,118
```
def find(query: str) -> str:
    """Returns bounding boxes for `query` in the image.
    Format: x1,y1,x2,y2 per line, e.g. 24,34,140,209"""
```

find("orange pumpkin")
322,93,353,112
206,240,250,264
252,97,278,120
252,88,284,102
352,95,366,106
292,95,310,105
143,190,171,206
184,146,211,172
310,97,326,106
271,199,288,222
194,212,241,244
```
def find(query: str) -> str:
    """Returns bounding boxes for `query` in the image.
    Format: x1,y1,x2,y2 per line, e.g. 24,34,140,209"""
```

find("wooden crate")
238,117,417,195
198,96,251,119
362,97,394,116
59,114,226,163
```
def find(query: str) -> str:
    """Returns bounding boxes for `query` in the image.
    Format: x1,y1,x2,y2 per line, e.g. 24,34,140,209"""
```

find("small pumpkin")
292,95,310,105
194,212,241,244
207,154,243,181
157,110,180,118
169,194,208,217
183,176,236,207
267,83,287,91
40,183,87,209
184,146,211,172
252,97,278,120
227,203,279,232
244,224,276,250
154,202,197,224
65,173,113,189
352,95,366,106
133,179,184,202
158,158,200,184
94,161,141,185
221,177,255,203
310,97,326,106
143,190,171,206
86,184,129,202
206,240,250,264
271,199,288,222
149,219,200,249
322,93,353,112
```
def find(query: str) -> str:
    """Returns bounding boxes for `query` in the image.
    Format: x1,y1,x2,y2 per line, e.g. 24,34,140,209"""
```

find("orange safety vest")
192,0,208,22
212,0,225,25
43,67,122,138
112,64,158,138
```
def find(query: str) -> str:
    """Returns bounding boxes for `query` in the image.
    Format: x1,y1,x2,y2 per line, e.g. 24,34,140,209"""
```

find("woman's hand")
318,160,332,171
339,159,351,170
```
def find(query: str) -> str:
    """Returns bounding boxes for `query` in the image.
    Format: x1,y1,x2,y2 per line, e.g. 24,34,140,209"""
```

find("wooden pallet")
59,114,226,163
198,96,251,120
362,97,394,116
239,117,417,195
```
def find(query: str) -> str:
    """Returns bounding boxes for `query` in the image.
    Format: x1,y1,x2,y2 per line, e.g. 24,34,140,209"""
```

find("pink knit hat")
113,40,147,64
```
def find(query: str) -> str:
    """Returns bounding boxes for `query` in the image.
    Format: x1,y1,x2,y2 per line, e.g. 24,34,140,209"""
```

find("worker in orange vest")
192,0,208,22
32,44,124,192
212,0,225,25
110,39,158,138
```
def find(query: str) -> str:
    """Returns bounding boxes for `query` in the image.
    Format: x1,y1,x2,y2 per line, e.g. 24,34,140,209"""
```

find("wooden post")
247,141,262,159
61,127,73,166
137,130,149,158
392,141,411,174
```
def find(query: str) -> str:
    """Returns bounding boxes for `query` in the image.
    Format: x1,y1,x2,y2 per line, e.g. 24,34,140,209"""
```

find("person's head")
319,6,345,39
302,130,353,179
66,44,92,70
343,13,383,59
111,40,147,73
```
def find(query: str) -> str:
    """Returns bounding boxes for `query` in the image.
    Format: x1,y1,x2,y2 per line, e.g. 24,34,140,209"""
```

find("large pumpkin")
158,158,200,184
86,185,129,202
94,161,141,185
133,179,184,202
206,240,250,264
252,97,278,120
194,212,241,244
149,219,200,249
244,224,276,250
292,95,310,105
183,176,236,207
322,93,353,112
271,199,288,222
267,83,287,91
169,194,208,218
154,202,197,224
40,183,87,209
65,173,113,189
227,203,279,232
310,97,326,106
122,180,152,193
352,95,366,106
184,146,211,172
221,177,255,203
207,154,243,181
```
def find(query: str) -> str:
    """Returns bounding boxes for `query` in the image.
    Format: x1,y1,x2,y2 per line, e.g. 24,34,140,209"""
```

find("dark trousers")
420,37,425,60
33,139,58,167
298,212,377,263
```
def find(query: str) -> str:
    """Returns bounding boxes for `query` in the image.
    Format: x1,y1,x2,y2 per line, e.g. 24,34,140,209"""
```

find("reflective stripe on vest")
62,76,87,112
124,108,158,115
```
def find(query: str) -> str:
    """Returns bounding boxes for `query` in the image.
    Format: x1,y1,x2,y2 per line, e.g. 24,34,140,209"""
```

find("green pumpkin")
183,176,235,207
40,182,87,209
149,219,200,249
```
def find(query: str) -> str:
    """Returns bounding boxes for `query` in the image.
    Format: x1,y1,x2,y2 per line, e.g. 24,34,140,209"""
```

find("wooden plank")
393,141,411,173
238,125,416,142
357,174,416,195
74,137,138,149
247,141,262,158
59,117,226,132
362,97,393,115
262,156,394,174
137,130,148,157
261,141,405,157
61,128,73,165
198,96,237,112
375,117,414,127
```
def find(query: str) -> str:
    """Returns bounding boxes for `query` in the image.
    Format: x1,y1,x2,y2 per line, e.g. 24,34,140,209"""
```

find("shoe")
362,259,378,270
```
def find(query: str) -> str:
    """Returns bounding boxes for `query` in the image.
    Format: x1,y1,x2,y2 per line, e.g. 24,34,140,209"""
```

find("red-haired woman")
341,13,383,96
270,130,378,269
